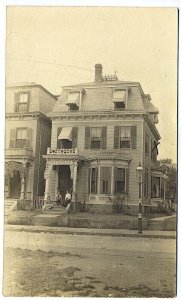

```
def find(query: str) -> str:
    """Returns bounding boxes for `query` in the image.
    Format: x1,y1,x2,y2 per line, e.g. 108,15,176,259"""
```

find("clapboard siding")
34,118,52,198
39,89,57,114
5,119,37,153
77,163,89,202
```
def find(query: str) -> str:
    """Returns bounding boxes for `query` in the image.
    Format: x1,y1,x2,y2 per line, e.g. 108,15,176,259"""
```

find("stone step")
44,206,68,214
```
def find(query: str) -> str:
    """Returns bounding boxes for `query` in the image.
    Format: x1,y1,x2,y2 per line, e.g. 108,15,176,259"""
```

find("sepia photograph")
3,5,177,298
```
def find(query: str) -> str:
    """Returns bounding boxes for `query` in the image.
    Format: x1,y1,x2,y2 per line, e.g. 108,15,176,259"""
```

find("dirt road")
3,230,176,297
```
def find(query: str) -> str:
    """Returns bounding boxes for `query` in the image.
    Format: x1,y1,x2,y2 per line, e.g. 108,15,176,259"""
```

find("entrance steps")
4,199,17,216
43,204,69,215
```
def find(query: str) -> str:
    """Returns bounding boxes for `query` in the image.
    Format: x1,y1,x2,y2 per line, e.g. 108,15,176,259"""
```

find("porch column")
44,163,53,200
111,165,115,195
20,172,25,200
72,161,78,202
44,178,50,200
7,174,11,198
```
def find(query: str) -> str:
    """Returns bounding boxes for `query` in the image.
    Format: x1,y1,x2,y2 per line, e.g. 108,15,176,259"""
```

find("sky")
6,6,178,163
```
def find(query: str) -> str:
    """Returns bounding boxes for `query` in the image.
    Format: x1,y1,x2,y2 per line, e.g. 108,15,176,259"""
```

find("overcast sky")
6,7,177,163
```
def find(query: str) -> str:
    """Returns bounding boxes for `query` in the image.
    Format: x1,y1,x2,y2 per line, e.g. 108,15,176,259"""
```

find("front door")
58,165,72,199
10,170,21,199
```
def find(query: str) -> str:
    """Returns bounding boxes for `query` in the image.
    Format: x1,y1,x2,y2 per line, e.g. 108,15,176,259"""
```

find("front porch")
5,160,33,201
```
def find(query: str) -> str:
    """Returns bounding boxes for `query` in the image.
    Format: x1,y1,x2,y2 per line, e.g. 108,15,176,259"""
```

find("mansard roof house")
43,64,163,214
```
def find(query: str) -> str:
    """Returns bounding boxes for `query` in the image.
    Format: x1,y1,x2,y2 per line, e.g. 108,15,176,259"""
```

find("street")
3,229,176,297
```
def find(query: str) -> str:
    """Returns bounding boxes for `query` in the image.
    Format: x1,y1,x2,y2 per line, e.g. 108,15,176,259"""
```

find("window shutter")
125,168,129,195
26,128,32,149
131,126,137,149
88,168,91,194
14,93,19,112
95,167,98,193
114,126,119,149
72,127,78,148
9,128,16,148
57,127,62,148
85,127,91,149
101,126,107,149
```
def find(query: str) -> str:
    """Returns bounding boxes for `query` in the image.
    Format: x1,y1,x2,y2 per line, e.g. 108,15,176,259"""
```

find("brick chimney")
95,64,103,82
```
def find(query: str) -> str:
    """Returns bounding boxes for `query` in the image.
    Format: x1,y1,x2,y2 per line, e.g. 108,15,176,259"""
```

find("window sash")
114,101,125,109
91,141,101,149
68,103,79,111
120,127,130,138
100,167,111,194
90,168,97,194
115,168,126,193
16,139,26,148
19,93,28,103
16,128,27,139
102,181,108,194
91,127,101,138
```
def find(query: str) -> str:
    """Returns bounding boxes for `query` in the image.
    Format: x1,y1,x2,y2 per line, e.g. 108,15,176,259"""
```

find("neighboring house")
43,64,163,214
5,83,57,202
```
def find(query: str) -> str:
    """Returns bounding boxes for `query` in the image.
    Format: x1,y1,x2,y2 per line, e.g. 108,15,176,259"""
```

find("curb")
5,226,176,239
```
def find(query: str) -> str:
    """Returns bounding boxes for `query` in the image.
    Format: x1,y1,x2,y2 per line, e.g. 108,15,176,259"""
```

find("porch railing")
33,197,44,209
47,148,78,155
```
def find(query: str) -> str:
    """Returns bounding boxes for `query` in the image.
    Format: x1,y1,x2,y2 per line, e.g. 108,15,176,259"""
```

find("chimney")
95,64,103,82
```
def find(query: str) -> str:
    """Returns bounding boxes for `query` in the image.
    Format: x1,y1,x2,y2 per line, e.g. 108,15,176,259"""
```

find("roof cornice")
144,115,161,140
6,111,51,122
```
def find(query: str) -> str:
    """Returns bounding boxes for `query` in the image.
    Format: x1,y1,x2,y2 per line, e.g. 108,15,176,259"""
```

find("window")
16,128,27,148
120,127,131,148
85,127,107,149
151,176,160,198
113,90,126,110
90,168,98,194
115,168,125,193
114,126,137,149
100,167,111,194
91,127,102,149
15,92,29,112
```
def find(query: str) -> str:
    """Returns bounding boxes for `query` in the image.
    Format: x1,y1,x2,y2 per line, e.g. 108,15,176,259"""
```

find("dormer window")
113,90,126,110
66,92,80,111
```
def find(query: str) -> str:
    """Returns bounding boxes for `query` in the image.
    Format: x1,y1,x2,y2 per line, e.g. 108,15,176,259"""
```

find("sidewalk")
4,224,176,239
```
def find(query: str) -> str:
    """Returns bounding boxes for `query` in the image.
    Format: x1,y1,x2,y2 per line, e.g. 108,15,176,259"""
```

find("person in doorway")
153,185,157,198
56,191,62,206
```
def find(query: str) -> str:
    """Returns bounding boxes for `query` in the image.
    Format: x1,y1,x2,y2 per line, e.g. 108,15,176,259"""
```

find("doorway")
10,170,21,199
58,165,72,199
